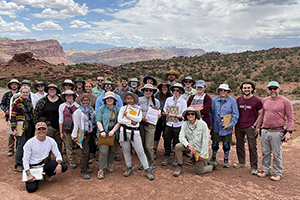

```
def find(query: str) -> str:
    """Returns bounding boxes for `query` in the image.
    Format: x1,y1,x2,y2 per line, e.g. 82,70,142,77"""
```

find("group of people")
0,69,294,193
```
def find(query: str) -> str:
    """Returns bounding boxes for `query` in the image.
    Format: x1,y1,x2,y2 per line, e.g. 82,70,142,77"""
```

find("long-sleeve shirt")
179,119,209,159
209,95,239,136
58,102,79,124
23,136,62,171
10,97,34,131
257,95,294,131
95,93,123,112
181,88,197,101
163,96,187,128
0,91,14,112
118,104,142,128
138,96,160,117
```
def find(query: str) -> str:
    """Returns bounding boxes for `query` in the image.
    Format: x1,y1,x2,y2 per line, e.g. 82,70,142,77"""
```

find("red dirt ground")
0,91,300,200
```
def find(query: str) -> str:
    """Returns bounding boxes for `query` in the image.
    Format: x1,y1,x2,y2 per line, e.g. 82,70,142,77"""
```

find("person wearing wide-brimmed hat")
116,76,133,101
33,84,64,154
143,76,157,86
61,79,75,91
209,83,239,168
129,77,144,97
74,77,86,95
117,91,154,180
173,107,219,177
181,76,196,101
0,79,20,156
165,70,179,86
72,93,96,179
58,90,79,169
137,84,160,171
33,81,48,99
95,92,120,179
95,81,123,112
161,83,187,167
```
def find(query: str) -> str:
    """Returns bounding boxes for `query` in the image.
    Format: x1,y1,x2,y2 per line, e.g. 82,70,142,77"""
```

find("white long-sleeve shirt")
118,104,142,128
23,136,62,171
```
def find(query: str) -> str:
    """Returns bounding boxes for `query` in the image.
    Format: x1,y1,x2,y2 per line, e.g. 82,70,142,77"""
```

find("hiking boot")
107,164,114,173
233,163,247,168
123,167,133,177
138,164,144,170
145,168,154,180
69,163,77,169
7,150,14,157
44,174,53,182
172,161,178,167
173,166,184,177
14,165,23,172
211,161,220,169
186,151,192,158
161,156,170,166
97,169,104,179
149,165,156,173
81,172,90,180
208,157,216,165
270,174,282,181
251,169,258,175
223,159,229,168
87,168,93,173
115,155,121,161
257,170,271,178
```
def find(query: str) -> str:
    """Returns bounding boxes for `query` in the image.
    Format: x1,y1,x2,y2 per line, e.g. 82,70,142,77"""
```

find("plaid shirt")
10,97,33,131
33,96,48,125
0,91,13,112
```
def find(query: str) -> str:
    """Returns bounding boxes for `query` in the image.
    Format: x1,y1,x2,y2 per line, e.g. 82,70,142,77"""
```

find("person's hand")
255,128,260,134
189,145,197,155
197,157,204,161
142,116,147,122
73,137,78,143
131,121,138,125
5,110,9,115
158,113,162,118
27,174,36,182
224,126,231,129
12,130,18,137
123,111,128,117
283,132,291,142
101,132,106,137
54,164,62,175
60,133,64,140
108,131,114,137
195,105,204,111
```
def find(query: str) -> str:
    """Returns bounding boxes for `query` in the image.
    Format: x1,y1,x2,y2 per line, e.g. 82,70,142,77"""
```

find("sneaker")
251,169,258,175
172,161,178,167
14,165,23,172
149,165,156,173
123,167,133,177
7,150,14,157
138,164,144,170
87,168,93,173
69,163,77,169
44,174,53,182
257,170,271,178
97,169,104,179
223,159,229,168
107,164,114,173
233,163,247,168
115,155,121,161
81,172,90,180
173,166,184,177
145,169,154,180
270,174,282,181
161,156,170,166
186,158,194,166
211,161,220,169
207,157,216,165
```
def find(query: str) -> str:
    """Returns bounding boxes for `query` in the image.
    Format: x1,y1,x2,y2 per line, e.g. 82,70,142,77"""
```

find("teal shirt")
96,104,120,140
92,86,105,97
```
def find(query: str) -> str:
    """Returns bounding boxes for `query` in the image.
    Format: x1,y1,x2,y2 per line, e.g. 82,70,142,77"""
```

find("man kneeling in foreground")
23,122,68,192
173,107,219,176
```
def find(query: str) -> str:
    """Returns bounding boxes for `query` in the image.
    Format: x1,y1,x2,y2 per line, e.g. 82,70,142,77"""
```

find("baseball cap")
196,80,206,88
268,81,279,88
36,122,47,129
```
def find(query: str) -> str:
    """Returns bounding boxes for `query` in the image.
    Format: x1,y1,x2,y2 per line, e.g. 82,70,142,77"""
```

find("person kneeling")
173,107,219,177
23,122,68,193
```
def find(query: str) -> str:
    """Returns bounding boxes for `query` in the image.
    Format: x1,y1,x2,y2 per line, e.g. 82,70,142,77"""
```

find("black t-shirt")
43,98,63,130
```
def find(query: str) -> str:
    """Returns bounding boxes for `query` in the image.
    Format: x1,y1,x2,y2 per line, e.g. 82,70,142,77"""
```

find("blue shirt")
209,95,239,136
95,93,123,112
92,86,105,97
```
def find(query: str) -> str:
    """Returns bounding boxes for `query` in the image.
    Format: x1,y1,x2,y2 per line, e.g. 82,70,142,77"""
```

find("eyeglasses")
36,85,44,88
173,89,180,92
65,84,72,87
144,89,153,92
268,87,278,91
97,79,104,82
185,81,192,84
131,82,138,84
105,85,112,88
186,112,195,116
219,89,228,92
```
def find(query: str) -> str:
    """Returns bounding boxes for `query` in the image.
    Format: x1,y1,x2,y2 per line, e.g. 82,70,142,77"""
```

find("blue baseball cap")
196,80,206,88
268,81,279,88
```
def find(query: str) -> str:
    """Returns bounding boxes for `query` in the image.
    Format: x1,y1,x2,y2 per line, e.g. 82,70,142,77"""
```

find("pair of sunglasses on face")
186,112,195,116
105,85,112,88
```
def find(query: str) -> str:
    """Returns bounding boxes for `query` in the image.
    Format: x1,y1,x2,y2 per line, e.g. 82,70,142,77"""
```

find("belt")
262,126,284,130
30,157,49,167
121,124,139,141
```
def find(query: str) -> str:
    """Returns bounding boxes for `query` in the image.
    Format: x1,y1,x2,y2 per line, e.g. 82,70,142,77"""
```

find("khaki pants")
140,123,156,166
175,143,213,175
63,132,75,164
8,134,15,151
46,126,62,154
98,138,118,169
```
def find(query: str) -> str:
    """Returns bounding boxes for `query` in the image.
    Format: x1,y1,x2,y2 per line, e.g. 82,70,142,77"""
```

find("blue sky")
1,0,300,52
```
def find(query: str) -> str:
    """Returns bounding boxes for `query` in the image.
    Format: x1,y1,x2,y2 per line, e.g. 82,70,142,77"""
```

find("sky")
1,0,300,52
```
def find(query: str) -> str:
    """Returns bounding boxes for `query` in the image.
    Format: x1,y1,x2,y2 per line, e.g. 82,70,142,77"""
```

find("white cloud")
32,21,63,31
0,0,25,18
12,0,88,19
70,20,91,28
91,8,107,14
0,16,30,32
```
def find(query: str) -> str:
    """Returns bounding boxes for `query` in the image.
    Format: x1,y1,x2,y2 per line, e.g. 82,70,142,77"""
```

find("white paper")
22,167,44,182
146,107,160,125
124,105,140,122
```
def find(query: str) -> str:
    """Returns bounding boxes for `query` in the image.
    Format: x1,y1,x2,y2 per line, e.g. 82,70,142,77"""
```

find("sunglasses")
185,81,192,84
97,79,104,82
131,82,138,84
186,112,195,116
36,85,44,88
144,89,153,92
105,85,112,88
219,89,228,92
173,89,180,92
268,87,278,91
65,84,72,87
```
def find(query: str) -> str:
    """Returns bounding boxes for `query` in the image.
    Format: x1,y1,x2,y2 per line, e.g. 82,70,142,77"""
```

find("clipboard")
22,167,44,182
221,114,232,129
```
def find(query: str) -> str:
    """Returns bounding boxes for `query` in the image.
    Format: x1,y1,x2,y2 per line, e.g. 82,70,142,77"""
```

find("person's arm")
199,122,209,159
256,99,265,133
283,100,294,141
108,123,121,137
118,106,131,125
201,95,211,115
186,95,193,107
50,138,63,175
179,122,189,146
227,99,239,129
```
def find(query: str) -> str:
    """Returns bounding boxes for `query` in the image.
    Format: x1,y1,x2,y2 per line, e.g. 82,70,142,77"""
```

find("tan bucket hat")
216,84,232,93
121,91,139,104
7,79,20,90
75,93,97,107
170,83,185,94
182,107,201,120
46,83,61,94
61,90,77,101
61,79,75,90
129,77,140,87
140,84,158,94
165,70,179,79
102,91,118,102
